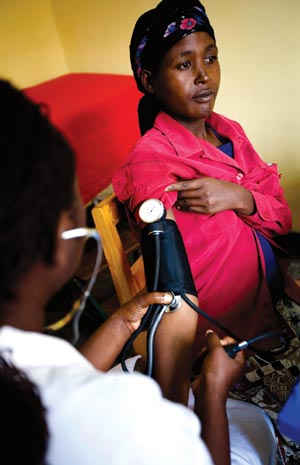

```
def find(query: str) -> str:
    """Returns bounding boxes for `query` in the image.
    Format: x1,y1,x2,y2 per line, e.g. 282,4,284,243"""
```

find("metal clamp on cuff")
164,292,182,313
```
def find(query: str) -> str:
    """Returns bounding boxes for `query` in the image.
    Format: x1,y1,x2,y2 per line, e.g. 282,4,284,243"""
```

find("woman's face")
148,31,220,128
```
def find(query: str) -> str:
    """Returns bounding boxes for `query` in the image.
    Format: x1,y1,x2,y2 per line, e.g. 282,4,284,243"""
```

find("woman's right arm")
142,208,199,406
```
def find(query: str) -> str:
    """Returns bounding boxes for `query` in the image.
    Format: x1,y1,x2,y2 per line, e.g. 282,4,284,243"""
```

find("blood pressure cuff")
141,219,197,296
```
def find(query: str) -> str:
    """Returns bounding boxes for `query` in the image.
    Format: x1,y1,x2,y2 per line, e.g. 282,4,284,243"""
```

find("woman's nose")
194,66,208,84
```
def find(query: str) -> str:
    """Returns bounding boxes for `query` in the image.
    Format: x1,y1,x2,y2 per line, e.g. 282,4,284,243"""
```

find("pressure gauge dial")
138,198,166,223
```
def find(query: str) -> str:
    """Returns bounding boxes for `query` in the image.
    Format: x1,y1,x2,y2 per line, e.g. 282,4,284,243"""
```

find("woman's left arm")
166,167,292,237
239,181,292,237
166,177,254,216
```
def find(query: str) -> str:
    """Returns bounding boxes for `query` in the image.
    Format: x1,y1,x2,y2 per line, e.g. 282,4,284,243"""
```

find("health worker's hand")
116,291,173,334
166,177,254,216
192,331,246,404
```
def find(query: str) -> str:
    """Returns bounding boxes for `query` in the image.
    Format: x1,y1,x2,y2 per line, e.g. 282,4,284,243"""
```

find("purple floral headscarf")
130,0,215,93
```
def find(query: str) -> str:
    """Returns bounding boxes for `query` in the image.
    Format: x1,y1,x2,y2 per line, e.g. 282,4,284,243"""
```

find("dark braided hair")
0,353,49,464
0,80,76,302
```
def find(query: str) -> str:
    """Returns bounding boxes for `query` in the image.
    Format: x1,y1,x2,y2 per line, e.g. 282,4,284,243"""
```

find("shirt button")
236,173,243,180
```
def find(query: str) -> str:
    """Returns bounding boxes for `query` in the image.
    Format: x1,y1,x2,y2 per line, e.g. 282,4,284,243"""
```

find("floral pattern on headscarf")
163,22,177,38
135,35,148,79
180,17,197,31
164,12,207,39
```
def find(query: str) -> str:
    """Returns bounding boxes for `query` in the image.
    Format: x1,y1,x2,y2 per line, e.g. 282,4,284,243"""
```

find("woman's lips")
193,90,214,102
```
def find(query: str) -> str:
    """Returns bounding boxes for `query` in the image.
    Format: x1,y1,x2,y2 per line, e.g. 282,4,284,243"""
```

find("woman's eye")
178,61,191,70
204,55,218,64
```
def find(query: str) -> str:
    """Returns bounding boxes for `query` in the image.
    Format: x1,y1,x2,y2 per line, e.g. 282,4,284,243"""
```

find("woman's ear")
140,70,155,94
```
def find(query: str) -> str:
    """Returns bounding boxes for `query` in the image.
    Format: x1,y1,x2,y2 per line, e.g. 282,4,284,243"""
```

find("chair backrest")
92,192,145,305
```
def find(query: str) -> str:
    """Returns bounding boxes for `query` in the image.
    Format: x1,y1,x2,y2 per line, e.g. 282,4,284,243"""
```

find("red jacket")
113,112,292,343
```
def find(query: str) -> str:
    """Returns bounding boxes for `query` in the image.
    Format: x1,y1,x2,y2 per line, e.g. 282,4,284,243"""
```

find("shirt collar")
153,112,204,157
153,111,243,165
0,326,92,369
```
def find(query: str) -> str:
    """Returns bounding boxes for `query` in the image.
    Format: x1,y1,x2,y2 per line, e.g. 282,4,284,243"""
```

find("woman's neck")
172,115,221,146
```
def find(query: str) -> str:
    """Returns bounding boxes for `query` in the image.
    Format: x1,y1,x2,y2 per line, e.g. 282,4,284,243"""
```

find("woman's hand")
166,177,254,216
116,291,173,334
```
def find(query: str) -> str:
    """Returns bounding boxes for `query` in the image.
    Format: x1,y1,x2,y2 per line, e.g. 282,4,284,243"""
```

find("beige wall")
0,0,67,88
50,0,151,74
1,0,299,229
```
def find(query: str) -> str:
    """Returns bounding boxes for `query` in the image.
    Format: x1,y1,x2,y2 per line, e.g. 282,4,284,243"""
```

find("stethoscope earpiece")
61,227,100,241
47,227,102,345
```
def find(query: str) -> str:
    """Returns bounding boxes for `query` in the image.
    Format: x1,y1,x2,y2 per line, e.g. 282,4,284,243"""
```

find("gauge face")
138,198,166,223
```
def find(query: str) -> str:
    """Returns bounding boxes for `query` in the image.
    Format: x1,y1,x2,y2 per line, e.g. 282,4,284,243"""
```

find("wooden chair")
91,192,146,306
